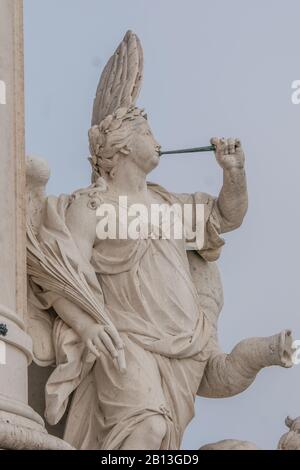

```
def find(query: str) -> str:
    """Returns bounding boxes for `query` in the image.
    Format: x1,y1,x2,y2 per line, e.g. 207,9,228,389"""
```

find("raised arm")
211,137,248,233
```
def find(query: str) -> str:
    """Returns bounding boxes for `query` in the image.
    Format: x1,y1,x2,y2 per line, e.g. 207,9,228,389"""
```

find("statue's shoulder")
67,177,108,214
65,179,108,238
147,181,174,204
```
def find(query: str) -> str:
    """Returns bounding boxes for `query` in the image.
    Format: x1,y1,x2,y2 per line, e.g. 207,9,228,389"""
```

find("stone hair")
88,106,147,181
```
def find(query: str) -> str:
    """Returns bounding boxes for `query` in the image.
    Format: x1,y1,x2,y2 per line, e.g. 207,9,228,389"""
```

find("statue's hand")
81,323,126,373
211,137,245,170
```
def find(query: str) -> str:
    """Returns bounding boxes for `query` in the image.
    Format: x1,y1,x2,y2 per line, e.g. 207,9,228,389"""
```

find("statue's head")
90,31,161,182
89,106,161,181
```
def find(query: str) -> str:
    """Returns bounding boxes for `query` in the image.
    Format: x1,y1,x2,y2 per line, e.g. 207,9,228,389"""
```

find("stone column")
0,0,71,449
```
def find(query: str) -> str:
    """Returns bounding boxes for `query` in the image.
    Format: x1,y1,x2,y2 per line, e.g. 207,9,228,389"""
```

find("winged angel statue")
26,31,294,450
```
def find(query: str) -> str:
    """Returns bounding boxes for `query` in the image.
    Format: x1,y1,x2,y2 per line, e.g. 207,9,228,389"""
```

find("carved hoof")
279,330,294,368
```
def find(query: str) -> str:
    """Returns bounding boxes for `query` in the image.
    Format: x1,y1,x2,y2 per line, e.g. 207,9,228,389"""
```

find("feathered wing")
26,156,56,367
91,30,144,126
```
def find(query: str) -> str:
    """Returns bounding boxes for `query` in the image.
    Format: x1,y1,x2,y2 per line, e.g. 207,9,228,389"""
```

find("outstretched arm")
211,137,248,233
198,330,294,399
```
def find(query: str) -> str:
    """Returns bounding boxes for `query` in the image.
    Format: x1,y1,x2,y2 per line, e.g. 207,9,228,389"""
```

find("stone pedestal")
0,0,71,450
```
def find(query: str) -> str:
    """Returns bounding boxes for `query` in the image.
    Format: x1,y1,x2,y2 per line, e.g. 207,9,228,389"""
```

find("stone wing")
26,156,55,366
91,30,144,126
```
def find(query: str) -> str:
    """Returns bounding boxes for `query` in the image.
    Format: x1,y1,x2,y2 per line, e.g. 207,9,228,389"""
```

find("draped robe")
27,182,224,449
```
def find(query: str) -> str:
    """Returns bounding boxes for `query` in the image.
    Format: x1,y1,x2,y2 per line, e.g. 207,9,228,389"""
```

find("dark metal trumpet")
159,145,216,156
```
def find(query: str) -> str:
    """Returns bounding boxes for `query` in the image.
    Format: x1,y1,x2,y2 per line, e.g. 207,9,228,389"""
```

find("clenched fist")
211,137,245,171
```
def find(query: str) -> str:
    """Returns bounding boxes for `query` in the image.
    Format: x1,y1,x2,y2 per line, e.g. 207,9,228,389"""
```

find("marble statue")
25,31,295,450
278,417,300,450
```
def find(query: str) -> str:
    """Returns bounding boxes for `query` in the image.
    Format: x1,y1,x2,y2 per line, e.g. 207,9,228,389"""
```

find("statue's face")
127,117,161,174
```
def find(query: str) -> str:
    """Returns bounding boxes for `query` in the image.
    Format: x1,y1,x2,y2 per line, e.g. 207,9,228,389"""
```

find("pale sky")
24,0,300,449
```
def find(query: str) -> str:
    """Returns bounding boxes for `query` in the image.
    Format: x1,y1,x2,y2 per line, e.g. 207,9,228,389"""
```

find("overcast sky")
24,0,300,449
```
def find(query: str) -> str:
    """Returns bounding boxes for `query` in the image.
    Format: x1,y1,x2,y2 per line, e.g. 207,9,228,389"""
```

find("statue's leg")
120,415,167,450
64,334,205,449
90,336,173,450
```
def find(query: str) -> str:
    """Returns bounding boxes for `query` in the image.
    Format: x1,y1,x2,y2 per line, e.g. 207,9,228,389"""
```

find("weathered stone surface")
25,31,295,450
